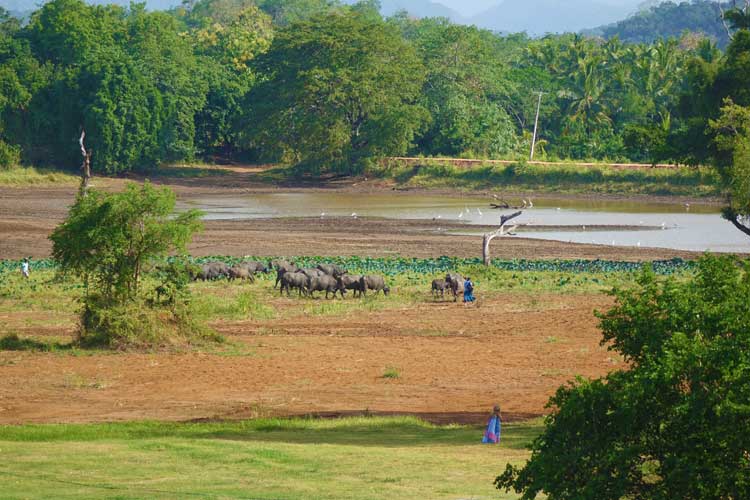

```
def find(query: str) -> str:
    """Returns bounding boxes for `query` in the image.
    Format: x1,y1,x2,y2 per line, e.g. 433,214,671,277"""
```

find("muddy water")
178,192,749,253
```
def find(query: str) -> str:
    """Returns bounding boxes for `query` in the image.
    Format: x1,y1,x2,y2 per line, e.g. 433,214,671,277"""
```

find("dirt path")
0,293,621,425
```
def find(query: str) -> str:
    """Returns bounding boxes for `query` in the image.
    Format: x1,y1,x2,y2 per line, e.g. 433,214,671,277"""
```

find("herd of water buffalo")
194,260,467,301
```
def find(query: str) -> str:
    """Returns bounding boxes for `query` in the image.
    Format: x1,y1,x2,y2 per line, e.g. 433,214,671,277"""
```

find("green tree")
496,256,750,499
709,99,750,237
50,182,204,345
402,18,520,158
248,9,427,172
186,0,273,157
255,0,341,27
714,29,750,107
51,182,202,302
723,2,750,31
0,7,27,166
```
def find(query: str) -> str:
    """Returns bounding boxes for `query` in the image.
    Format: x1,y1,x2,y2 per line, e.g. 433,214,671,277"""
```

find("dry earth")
0,169,702,425
0,293,620,425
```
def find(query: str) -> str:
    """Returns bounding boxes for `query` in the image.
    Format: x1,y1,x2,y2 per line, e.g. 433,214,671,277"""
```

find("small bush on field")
0,333,48,351
79,295,221,349
382,366,401,379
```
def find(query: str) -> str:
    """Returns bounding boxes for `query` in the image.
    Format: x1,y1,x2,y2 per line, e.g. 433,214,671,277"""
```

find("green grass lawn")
0,416,540,499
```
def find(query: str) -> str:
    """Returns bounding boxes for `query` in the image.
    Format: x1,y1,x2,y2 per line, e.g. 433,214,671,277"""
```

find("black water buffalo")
359,275,390,296
444,272,464,302
300,267,324,281
280,271,308,297
274,261,299,289
241,261,269,273
308,274,345,299
431,278,447,299
317,263,347,277
337,274,364,298
197,261,230,280
228,265,254,282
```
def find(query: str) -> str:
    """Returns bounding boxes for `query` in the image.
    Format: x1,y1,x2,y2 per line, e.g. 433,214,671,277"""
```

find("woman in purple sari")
482,405,502,443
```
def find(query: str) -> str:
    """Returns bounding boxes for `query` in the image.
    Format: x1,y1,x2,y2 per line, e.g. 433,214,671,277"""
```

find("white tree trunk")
482,211,522,265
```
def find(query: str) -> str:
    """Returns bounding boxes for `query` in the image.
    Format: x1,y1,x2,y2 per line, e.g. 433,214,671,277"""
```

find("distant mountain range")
380,0,465,22
467,0,636,35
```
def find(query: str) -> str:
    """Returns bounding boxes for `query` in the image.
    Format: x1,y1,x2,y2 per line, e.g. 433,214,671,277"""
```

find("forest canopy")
0,0,749,174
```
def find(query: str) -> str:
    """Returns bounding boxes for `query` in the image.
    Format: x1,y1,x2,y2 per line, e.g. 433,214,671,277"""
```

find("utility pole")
530,91,544,161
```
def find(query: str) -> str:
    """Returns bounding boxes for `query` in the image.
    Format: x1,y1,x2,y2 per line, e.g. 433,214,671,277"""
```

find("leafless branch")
78,128,91,196
482,211,524,265
718,1,735,41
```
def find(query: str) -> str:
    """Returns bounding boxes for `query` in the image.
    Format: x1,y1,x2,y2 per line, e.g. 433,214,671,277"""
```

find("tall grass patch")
0,166,79,186
375,160,722,197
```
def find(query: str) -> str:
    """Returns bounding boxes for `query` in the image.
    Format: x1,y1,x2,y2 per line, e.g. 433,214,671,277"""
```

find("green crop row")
1,256,694,277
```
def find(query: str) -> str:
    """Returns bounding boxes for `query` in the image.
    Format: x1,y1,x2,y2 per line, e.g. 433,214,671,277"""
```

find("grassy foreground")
0,416,540,499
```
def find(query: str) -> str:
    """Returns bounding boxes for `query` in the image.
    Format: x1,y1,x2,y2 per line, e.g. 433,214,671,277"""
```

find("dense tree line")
0,0,749,178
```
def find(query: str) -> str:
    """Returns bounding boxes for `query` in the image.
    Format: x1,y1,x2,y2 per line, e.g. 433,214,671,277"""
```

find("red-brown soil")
0,293,620,425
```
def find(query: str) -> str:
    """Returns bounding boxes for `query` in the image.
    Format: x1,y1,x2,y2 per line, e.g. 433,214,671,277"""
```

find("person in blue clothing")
463,276,475,303
21,258,30,279
482,405,502,443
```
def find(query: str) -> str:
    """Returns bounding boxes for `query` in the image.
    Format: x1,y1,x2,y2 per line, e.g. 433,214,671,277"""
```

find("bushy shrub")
0,140,20,168
79,294,221,349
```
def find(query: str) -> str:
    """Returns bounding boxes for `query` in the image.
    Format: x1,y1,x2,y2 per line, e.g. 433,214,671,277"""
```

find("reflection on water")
178,192,749,253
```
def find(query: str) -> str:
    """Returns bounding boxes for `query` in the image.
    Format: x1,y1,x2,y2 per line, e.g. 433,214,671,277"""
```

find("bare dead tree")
490,196,532,210
718,1,735,40
78,129,91,196
482,211,523,265
723,206,750,237
718,0,750,40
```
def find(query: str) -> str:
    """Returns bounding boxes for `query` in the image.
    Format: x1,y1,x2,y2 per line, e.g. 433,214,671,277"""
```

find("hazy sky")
0,0,659,21
439,0,650,19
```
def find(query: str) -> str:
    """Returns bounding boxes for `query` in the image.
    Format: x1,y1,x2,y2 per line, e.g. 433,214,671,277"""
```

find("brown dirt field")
0,293,621,425
0,173,694,425
0,180,701,261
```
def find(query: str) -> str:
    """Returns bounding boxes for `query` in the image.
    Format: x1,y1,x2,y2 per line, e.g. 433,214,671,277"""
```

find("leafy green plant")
496,255,750,499
382,366,401,379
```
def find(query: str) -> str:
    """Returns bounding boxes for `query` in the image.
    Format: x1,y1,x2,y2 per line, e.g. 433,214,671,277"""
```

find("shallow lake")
178,192,750,253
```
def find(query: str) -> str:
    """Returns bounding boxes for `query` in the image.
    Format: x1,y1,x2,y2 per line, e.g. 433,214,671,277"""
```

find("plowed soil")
0,293,621,425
